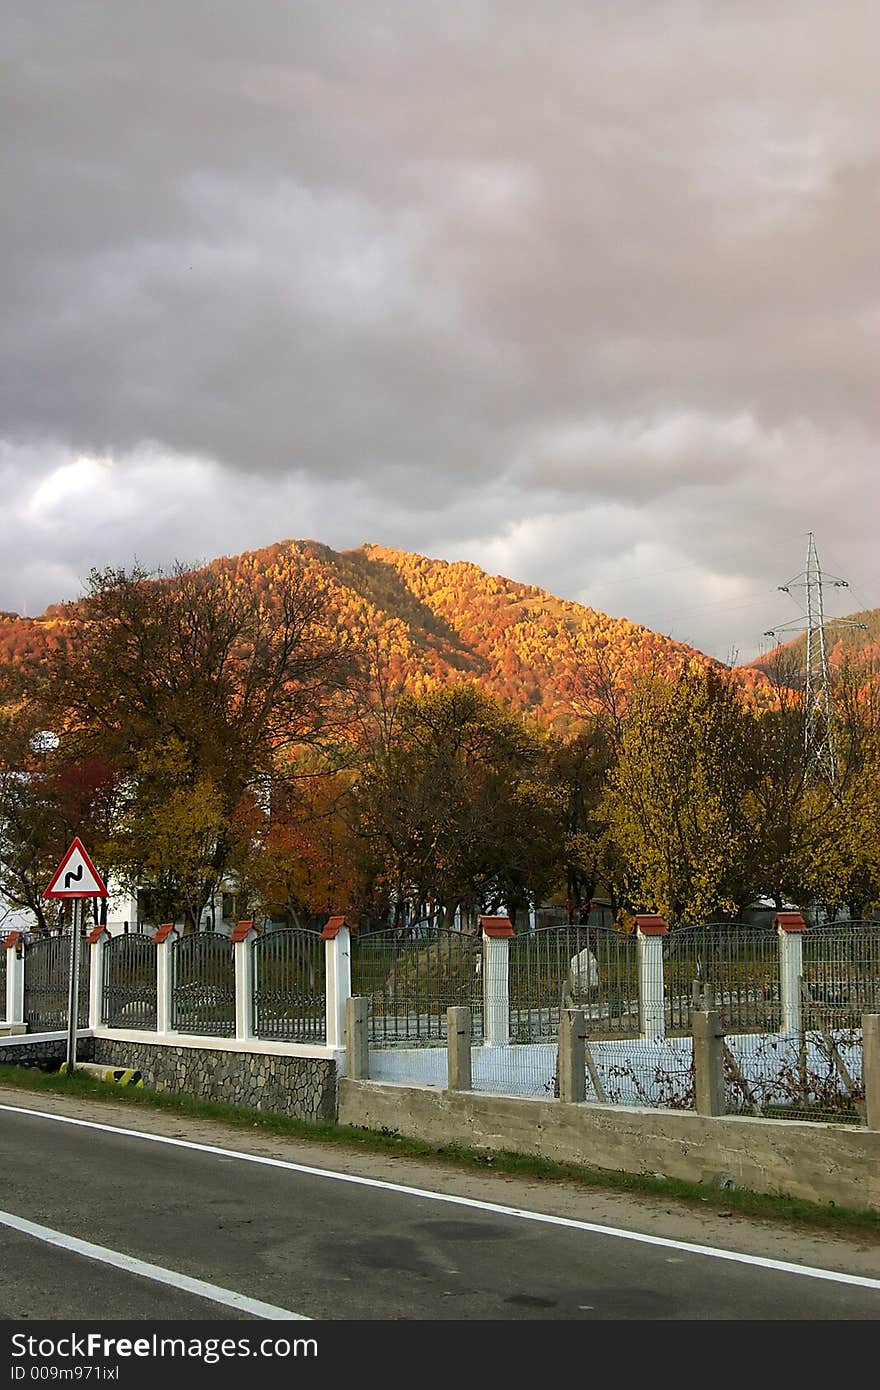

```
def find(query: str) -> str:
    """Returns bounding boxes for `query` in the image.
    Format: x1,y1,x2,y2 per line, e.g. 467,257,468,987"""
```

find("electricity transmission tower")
764,532,866,783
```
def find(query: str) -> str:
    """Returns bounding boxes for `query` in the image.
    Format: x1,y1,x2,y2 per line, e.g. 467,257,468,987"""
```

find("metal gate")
352,927,483,1045
102,933,157,1029
171,934,235,1036
802,922,880,1029
252,928,326,1042
24,933,89,1032
663,923,780,1033
508,925,639,1041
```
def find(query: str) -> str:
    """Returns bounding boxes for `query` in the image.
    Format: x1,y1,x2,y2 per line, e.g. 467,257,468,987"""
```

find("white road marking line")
0,1207,307,1321
2,1101,880,1294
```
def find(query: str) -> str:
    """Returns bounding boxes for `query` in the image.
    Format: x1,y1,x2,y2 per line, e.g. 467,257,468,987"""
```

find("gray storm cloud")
1,2,877,659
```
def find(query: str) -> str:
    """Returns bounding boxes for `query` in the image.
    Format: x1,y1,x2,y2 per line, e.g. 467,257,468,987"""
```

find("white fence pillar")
153,923,177,1034
322,915,354,1049
231,919,257,1041
776,911,806,1035
480,915,513,1046
636,914,668,1042
87,925,108,1030
4,932,25,1027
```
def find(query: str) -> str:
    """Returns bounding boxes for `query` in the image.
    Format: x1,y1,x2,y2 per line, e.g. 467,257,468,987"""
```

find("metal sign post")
44,837,108,1074
65,898,81,1071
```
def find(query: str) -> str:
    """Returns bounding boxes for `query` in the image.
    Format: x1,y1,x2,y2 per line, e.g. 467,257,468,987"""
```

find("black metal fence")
802,922,880,1029
508,925,639,1041
664,923,781,1033
0,941,6,1014
23,933,89,1032
172,934,235,1036
352,926,483,1045
102,933,157,1030
252,928,326,1042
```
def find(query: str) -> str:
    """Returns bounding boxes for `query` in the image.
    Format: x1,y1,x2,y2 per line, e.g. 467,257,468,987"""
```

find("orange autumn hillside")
0,539,777,726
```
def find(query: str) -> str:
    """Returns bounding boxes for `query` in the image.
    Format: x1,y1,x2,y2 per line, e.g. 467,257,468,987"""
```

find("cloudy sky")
2,2,877,662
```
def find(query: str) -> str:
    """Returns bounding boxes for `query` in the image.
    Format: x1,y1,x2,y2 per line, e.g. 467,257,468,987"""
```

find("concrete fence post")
557,1007,587,1103
231,920,258,1041
4,933,26,1029
346,996,369,1080
692,1009,726,1116
446,1006,472,1091
480,914,513,1046
636,914,668,1042
322,915,355,1050
776,912,806,1035
864,1014,880,1132
86,924,108,1030
153,923,177,1034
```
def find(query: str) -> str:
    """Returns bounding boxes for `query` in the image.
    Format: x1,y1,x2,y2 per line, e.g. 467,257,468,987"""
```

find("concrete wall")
92,1036,336,1122
339,1079,880,1212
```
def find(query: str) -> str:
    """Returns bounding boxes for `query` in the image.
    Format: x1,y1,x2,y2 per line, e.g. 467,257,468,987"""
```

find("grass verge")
1,1062,878,1240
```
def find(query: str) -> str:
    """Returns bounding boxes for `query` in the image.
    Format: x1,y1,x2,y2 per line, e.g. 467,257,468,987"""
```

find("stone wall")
339,1078,880,1212
0,1037,95,1069
92,1037,336,1122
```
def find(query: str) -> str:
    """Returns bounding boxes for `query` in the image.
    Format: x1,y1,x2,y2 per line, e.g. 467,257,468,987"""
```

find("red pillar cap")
775,912,807,932
230,919,258,943
480,915,514,938
86,924,108,945
635,914,668,936
3,931,24,950
321,914,358,939
152,922,178,944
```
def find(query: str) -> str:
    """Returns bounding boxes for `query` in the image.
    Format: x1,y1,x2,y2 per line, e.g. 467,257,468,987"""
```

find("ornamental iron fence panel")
101,933,157,1029
171,933,235,1037
664,923,781,1033
802,922,880,1030
252,928,326,1042
508,925,639,1041
24,933,89,1032
352,926,483,1045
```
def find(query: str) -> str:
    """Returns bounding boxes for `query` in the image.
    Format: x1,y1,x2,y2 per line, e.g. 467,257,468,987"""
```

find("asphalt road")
1,1101,879,1322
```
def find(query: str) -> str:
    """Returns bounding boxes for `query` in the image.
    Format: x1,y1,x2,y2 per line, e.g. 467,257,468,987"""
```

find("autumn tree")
797,667,880,917
37,560,359,928
239,752,367,928
547,721,616,918
355,683,558,928
0,707,123,934
602,665,758,925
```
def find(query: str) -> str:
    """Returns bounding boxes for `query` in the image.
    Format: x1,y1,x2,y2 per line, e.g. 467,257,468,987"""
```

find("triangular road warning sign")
45,837,107,898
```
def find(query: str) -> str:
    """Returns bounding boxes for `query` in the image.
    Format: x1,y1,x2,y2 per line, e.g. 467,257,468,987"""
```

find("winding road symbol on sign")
45,837,107,899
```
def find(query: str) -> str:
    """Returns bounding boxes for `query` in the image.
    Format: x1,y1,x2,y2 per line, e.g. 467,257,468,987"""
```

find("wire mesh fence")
802,922,880,1030
471,1042,556,1099
23,933,89,1031
664,923,781,1033
578,1037,695,1108
172,933,235,1037
101,932,157,1029
352,926,483,1045
723,1030,865,1125
368,1045,448,1088
508,925,639,1041
252,928,326,1042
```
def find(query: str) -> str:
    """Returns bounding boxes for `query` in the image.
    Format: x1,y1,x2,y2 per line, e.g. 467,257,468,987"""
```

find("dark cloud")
1,2,878,659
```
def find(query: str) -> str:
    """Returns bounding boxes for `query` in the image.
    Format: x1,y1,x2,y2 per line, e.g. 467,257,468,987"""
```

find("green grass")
1,1062,878,1240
